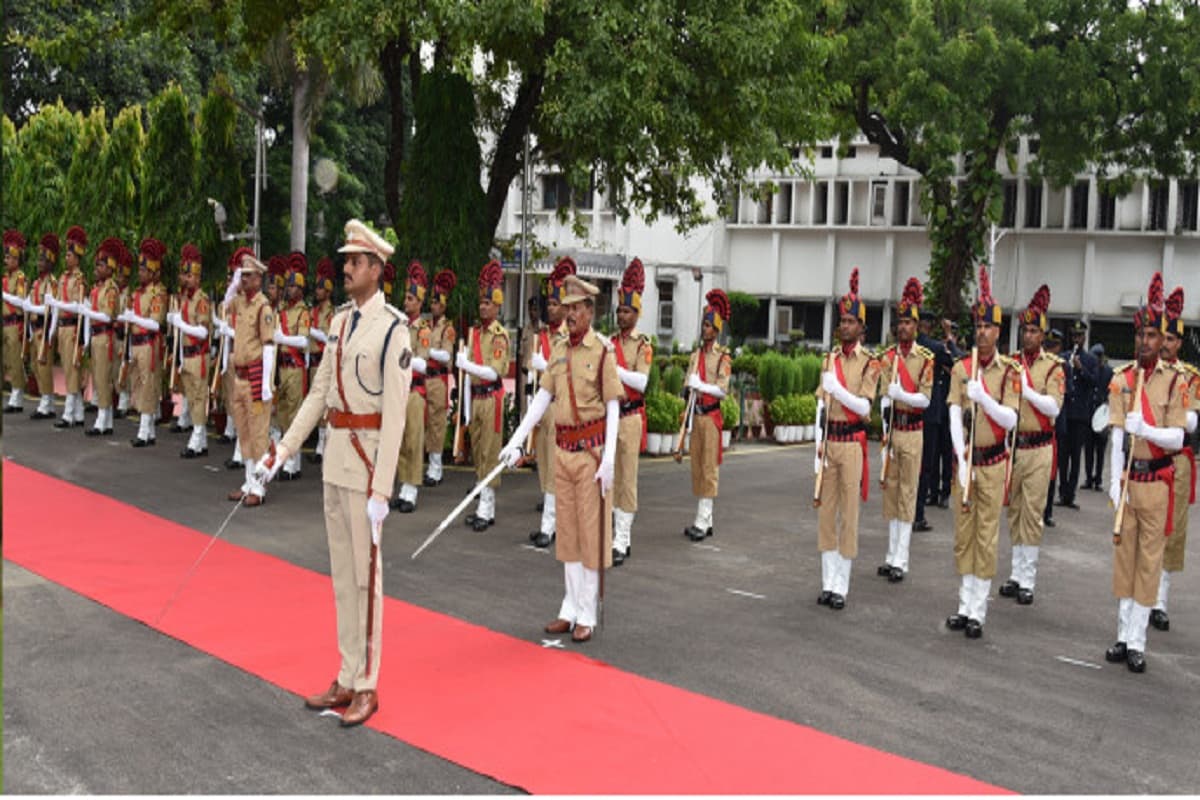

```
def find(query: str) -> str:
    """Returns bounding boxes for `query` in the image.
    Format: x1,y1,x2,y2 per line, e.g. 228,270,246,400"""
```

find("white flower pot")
667,434,680,454
646,432,663,455
721,430,732,449
774,426,788,444
804,424,816,440
789,425,801,442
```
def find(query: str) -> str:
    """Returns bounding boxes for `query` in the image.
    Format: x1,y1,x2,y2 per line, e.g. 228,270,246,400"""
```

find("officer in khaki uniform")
391,260,432,513
79,238,125,435
814,270,881,609
221,252,276,505
611,257,653,565
113,246,134,416
166,244,212,457
457,260,510,531
26,234,60,420
501,274,623,643
1104,272,1188,673
116,238,169,447
272,253,311,479
215,248,252,461
2,230,29,412
1000,285,1065,605
307,257,337,464
261,218,411,727
48,225,89,427
527,257,574,548
945,266,1020,639
683,289,733,542
423,269,457,485
1150,285,1198,632
877,277,933,583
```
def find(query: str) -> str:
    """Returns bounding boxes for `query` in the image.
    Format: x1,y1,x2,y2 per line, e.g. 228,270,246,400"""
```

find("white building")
495,136,1200,355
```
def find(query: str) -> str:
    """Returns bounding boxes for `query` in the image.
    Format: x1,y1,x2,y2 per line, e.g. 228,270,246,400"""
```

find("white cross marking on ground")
541,639,565,649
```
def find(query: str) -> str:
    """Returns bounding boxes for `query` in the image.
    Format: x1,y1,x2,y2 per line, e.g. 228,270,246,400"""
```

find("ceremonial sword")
154,495,247,624
412,461,507,560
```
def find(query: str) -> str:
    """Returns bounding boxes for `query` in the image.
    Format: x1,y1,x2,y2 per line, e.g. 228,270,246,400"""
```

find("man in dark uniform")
1085,343,1113,490
1043,328,1070,527
915,311,959,530
1058,320,1098,508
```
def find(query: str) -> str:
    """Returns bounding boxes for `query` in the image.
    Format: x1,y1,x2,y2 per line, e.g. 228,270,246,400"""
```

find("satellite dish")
313,158,339,194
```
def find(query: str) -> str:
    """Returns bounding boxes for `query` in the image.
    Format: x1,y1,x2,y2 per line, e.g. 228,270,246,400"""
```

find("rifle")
167,296,182,393
813,351,834,508
673,351,698,462
211,303,228,395
1112,367,1145,545
72,281,85,368
116,318,133,388
1002,361,1024,506
879,353,901,487
36,283,52,366
452,327,474,463
961,346,980,513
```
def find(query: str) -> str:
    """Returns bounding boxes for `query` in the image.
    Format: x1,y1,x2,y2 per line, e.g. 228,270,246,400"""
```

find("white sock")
541,493,556,535
1128,602,1151,652
895,522,912,572
1154,571,1170,612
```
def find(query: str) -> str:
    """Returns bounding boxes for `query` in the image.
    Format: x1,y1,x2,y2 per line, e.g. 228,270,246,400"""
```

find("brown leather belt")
556,418,605,451
325,409,382,429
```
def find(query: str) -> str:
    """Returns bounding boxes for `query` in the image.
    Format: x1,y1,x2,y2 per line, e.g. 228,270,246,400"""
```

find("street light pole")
516,131,531,417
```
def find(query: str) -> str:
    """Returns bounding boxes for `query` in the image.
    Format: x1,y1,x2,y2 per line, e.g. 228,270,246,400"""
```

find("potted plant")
798,393,818,441
769,395,789,443
720,394,740,449
665,392,686,454
644,392,670,455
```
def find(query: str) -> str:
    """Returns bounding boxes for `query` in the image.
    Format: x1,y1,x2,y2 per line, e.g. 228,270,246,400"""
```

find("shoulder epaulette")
1178,361,1199,379
1114,362,1135,375
1045,351,1064,364
383,303,408,324
337,300,355,313
914,344,934,360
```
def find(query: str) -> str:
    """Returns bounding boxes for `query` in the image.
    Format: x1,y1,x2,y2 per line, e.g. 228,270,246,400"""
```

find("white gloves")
2,291,25,309
166,310,180,326
254,444,289,484
688,371,727,398
594,458,614,495
223,269,242,306
886,381,930,409
1187,410,1198,435
1124,411,1144,437
273,330,308,349
814,450,823,476
367,497,389,542
118,310,160,332
966,379,1017,430
410,355,427,375
1125,410,1185,450
688,371,705,391
1109,429,1125,507
429,347,450,364
880,396,892,415
821,371,868,417
455,350,469,371
949,404,969,493
530,351,548,372
1021,380,1061,418
456,350,498,381
499,443,523,469
617,365,648,393
966,379,987,404
594,398,620,495
260,345,275,403
309,328,329,344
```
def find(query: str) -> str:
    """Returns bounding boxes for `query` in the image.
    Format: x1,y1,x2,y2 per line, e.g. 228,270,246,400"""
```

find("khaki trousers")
1162,454,1191,573
881,428,922,523
112,335,127,396
56,324,84,394
555,446,613,570
180,359,208,426
31,327,53,396
424,375,449,455
536,402,557,494
4,323,25,389
230,375,270,461
130,342,161,415
396,391,426,487
613,411,643,512
470,394,502,488
1007,444,1053,547
89,333,114,409
323,482,383,691
818,438,863,558
275,366,304,433
953,461,1005,578
1115,479,1169,606
690,413,721,498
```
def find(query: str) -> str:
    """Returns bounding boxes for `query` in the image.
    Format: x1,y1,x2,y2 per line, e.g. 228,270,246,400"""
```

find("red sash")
90,284,115,361
1021,356,1059,475
833,353,868,501
613,333,647,452
538,329,551,360
181,293,208,380
474,325,504,433
698,346,725,465
962,355,1009,445
1125,367,1177,532
132,290,161,370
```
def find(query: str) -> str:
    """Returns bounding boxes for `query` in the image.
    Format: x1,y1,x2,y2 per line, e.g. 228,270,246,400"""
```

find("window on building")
863,303,885,346
1027,138,1041,156
776,301,826,342
1149,181,1169,231
871,182,887,223
657,280,674,333
1179,180,1199,232
844,146,858,158
820,145,834,159
893,181,910,226
788,145,802,161
1025,181,1043,229
776,184,793,224
542,174,570,210
1098,188,1117,230
1001,180,1018,228
1070,181,1089,229
834,181,849,225
814,182,829,224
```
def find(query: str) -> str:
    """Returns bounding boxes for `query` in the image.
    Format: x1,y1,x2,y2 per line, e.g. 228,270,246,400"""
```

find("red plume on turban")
839,266,865,323
139,237,166,273
619,257,645,312
974,264,1001,325
228,246,254,272
1165,284,1184,337
897,276,923,320
316,257,336,292
1135,271,1166,333
40,233,61,259
703,288,731,333
65,225,88,255
432,269,457,304
479,259,505,304
3,229,27,255
406,259,428,302
546,256,577,302
96,237,124,267
1019,284,1051,331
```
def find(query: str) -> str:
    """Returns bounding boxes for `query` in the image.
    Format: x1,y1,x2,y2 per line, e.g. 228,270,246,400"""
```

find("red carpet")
4,462,1006,794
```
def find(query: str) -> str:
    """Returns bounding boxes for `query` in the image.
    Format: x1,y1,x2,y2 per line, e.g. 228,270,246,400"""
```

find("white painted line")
203,465,222,472
107,441,123,447
1055,655,1102,670
726,588,767,600
541,639,565,649
521,545,550,554
318,708,344,719
692,543,721,552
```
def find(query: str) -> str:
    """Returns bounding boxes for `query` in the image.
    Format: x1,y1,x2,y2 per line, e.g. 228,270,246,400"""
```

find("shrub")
758,351,784,401
798,353,822,394
797,393,818,425
731,352,759,379
645,357,661,397
721,394,740,429
645,392,687,434
662,364,685,396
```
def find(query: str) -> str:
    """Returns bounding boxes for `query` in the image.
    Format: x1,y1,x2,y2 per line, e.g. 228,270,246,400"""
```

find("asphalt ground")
3,407,1200,794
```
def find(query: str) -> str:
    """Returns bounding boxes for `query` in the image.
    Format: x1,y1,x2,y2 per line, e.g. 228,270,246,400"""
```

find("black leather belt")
972,442,1008,466
471,380,503,398
182,344,205,357
892,410,924,430
696,401,721,415
620,398,644,415
1016,431,1054,448
92,323,112,335
131,333,156,345
3,313,21,325
828,420,865,436
57,317,76,327
1130,456,1173,475
426,363,446,376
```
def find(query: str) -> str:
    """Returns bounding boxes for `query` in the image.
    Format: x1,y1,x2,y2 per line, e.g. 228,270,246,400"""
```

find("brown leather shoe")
244,494,263,507
304,681,354,710
572,624,593,643
227,489,246,501
340,690,378,727
544,618,572,634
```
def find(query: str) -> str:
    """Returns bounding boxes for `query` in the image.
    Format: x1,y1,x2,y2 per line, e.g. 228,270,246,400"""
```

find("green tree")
196,79,248,286
1,116,20,235
62,107,111,268
726,291,761,348
10,101,80,246
97,105,146,249
141,84,199,283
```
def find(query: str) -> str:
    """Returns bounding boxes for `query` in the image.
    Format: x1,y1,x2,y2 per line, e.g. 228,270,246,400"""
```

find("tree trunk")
382,37,411,226
484,72,544,241
290,69,310,252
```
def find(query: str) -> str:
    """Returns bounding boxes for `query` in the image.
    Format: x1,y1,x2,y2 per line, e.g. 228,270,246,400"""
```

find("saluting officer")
1151,286,1199,632
2,230,29,412
814,269,881,609
457,260,510,531
423,269,457,486
501,274,623,643
307,257,337,464
79,238,125,435
611,258,653,565
1000,285,1065,606
261,218,411,726
1105,272,1189,673
272,253,312,479
683,289,733,542
877,277,933,583
48,225,89,427
945,266,1020,640
116,237,168,447
391,260,431,513
26,233,60,420
166,244,212,457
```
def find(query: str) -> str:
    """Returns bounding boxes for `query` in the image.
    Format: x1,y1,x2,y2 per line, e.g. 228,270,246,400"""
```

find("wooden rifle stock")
452,328,474,462
72,283,85,368
961,346,980,513
1112,367,1145,544
673,351,698,462
167,296,181,393
117,319,132,387
813,351,833,507
880,355,901,487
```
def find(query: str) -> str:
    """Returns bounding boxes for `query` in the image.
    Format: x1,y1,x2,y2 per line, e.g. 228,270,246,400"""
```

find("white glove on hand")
594,458,614,496
223,269,242,305
261,382,273,403
966,379,987,404
880,396,892,415
115,310,132,324
166,311,180,327
367,497,389,542
254,444,289,484
1124,412,1144,437
499,444,523,469
957,455,970,493
821,371,841,396
886,382,904,401
1109,476,1123,508
688,371,705,392
530,351,548,372
455,350,470,372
